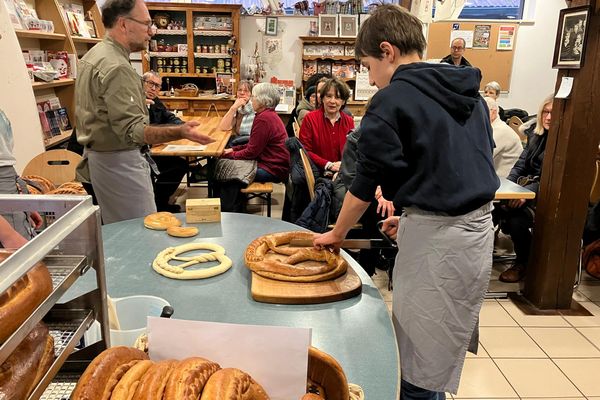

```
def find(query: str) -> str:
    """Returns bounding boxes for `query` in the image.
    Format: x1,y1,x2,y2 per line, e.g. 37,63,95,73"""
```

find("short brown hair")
355,4,427,59
318,78,351,103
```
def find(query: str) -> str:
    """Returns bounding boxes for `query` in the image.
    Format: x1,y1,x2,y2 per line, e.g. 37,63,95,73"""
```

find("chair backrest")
22,149,82,186
299,148,315,201
591,159,600,204
507,116,527,143
292,118,300,138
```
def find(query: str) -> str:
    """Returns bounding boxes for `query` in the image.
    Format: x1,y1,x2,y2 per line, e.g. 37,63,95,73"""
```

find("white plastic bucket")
109,295,170,347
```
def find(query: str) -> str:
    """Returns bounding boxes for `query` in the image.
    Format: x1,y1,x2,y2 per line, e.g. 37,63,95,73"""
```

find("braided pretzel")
152,243,232,279
244,231,348,282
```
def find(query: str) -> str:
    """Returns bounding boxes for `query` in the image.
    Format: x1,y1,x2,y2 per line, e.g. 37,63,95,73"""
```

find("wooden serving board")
250,265,362,305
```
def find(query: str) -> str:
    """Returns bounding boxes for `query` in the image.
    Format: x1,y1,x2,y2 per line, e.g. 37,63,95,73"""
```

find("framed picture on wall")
339,14,358,38
318,14,338,37
265,16,278,36
553,6,591,69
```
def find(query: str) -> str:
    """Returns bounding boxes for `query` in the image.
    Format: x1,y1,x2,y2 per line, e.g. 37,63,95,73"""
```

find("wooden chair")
292,118,300,138
299,148,315,201
241,182,274,217
22,149,82,186
508,116,526,143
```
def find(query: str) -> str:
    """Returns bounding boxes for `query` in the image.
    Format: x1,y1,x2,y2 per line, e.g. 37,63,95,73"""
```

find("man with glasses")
440,37,472,67
75,0,214,224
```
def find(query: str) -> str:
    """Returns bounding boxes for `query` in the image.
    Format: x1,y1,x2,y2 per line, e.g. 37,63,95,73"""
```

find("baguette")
0,323,54,399
71,346,148,400
163,357,220,400
200,368,269,400
0,250,53,343
132,359,177,400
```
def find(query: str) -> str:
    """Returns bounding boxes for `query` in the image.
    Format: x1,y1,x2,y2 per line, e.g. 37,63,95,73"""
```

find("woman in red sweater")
218,82,290,212
299,78,354,177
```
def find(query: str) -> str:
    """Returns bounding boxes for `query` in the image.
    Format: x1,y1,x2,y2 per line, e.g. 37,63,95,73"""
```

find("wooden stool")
241,182,273,217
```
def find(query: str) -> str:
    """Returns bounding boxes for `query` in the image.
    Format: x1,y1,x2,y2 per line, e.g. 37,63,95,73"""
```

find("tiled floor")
178,183,600,399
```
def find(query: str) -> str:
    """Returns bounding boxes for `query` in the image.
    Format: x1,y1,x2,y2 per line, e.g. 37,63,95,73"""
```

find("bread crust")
0,323,54,400
166,226,199,238
22,175,55,193
244,231,348,282
307,347,349,400
132,359,177,400
163,357,220,400
0,250,53,343
71,346,148,400
111,359,154,400
143,212,181,230
200,368,269,400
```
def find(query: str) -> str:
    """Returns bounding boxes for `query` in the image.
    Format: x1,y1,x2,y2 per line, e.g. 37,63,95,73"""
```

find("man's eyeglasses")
125,16,155,32
452,46,464,51
144,80,161,89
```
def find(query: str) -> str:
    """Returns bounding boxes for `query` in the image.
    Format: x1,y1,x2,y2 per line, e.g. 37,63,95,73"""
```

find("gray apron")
392,202,493,394
87,149,156,224
0,166,35,243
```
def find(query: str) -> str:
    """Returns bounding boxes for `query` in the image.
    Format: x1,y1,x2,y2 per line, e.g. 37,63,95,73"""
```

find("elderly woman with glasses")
483,81,506,121
218,80,255,146
493,94,554,283
216,83,290,212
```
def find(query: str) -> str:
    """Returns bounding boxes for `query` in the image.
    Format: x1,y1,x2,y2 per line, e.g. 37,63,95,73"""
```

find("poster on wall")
450,30,473,48
354,71,378,101
473,25,491,49
497,25,515,50
263,37,283,66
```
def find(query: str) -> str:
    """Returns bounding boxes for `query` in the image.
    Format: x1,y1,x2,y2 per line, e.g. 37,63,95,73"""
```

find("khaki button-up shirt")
75,36,148,181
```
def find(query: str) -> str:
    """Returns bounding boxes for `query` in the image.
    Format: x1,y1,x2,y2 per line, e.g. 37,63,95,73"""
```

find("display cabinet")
300,36,368,116
142,2,241,116
0,194,109,399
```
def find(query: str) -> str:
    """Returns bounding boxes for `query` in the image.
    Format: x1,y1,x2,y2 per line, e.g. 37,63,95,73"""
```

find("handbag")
213,159,257,186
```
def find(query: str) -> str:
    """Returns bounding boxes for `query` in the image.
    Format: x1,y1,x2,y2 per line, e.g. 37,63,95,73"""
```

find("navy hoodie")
350,62,499,215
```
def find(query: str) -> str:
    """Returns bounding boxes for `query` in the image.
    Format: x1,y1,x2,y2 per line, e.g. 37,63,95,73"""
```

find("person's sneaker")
499,263,525,283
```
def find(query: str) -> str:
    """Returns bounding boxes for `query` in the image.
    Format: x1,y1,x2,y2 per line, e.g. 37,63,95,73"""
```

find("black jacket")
149,97,183,125
351,62,498,216
440,54,472,67
507,124,548,195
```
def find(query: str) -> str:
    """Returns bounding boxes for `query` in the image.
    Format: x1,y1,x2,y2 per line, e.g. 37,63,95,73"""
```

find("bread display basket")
174,83,199,97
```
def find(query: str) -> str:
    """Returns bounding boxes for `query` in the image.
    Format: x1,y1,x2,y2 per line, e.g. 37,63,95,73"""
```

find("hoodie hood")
391,62,482,123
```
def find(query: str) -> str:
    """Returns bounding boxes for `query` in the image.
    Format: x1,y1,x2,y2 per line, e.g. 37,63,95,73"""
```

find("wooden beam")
524,0,600,308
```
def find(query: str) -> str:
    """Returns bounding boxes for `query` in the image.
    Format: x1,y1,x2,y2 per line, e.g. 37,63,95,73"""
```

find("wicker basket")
174,83,199,97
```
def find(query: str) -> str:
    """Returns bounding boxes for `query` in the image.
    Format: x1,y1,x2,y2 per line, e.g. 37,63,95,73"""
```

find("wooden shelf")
44,129,72,149
72,36,102,44
347,100,368,105
15,30,66,40
303,55,356,61
32,79,75,90
159,72,194,77
300,36,356,44
155,29,187,35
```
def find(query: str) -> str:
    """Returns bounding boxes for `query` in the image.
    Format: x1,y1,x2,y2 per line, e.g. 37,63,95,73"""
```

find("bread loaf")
200,368,269,400
0,323,55,399
71,346,148,400
307,347,349,400
132,359,178,400
163,357,220,400
111,359,154,400
0,250,53,343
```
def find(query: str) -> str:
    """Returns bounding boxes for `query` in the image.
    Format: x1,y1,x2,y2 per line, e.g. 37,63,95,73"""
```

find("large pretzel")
244,231,348,282
152,243,232,279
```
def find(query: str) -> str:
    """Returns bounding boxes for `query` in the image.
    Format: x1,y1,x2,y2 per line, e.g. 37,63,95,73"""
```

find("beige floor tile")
578,327,600,349
465,343,489,358
577,281,600,301
554,358,600,396
479,327,545,358
479,301,519,327
454,398,519,400
524,327,600,358
495,358,581,397
572,289,590,302
500,300,570,327
453,358,517,398
564,301,600,327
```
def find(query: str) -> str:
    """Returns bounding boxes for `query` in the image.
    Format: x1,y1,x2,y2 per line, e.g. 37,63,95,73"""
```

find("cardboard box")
186,198,221,223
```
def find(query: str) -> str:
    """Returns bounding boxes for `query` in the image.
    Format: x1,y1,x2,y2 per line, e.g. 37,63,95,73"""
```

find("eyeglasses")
542,109,552,116
452,46,464,51
144,80,161,89
125,16,154,31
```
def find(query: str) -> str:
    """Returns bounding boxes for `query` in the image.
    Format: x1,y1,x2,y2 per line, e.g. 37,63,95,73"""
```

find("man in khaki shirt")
75,0,213,224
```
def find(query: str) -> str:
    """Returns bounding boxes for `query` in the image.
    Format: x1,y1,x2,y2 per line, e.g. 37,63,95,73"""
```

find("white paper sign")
162,144,207,152
555,77,574,99
148,317,311,400
450,30,474,48
354,71,378,101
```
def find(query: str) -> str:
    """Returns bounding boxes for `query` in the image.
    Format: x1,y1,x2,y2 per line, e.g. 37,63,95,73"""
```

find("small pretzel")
152,243,232,279
144,212,181,230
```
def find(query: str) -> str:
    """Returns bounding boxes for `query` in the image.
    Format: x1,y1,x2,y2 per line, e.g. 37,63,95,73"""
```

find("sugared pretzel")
152,243,232,279
244,231,348,282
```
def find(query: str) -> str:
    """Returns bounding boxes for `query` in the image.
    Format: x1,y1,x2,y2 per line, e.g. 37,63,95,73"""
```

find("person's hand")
381,216,400,241
222,148,233,156
145,98,155,106
313,230,345,253
507,199,526,209
376,197,395,218
233,97,248,109
181,121,215,145
329,161,341,173
29,212,43,229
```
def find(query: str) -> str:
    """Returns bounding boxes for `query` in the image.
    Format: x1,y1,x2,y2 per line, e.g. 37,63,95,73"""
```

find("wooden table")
150,116,231,158
495,177,536,200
